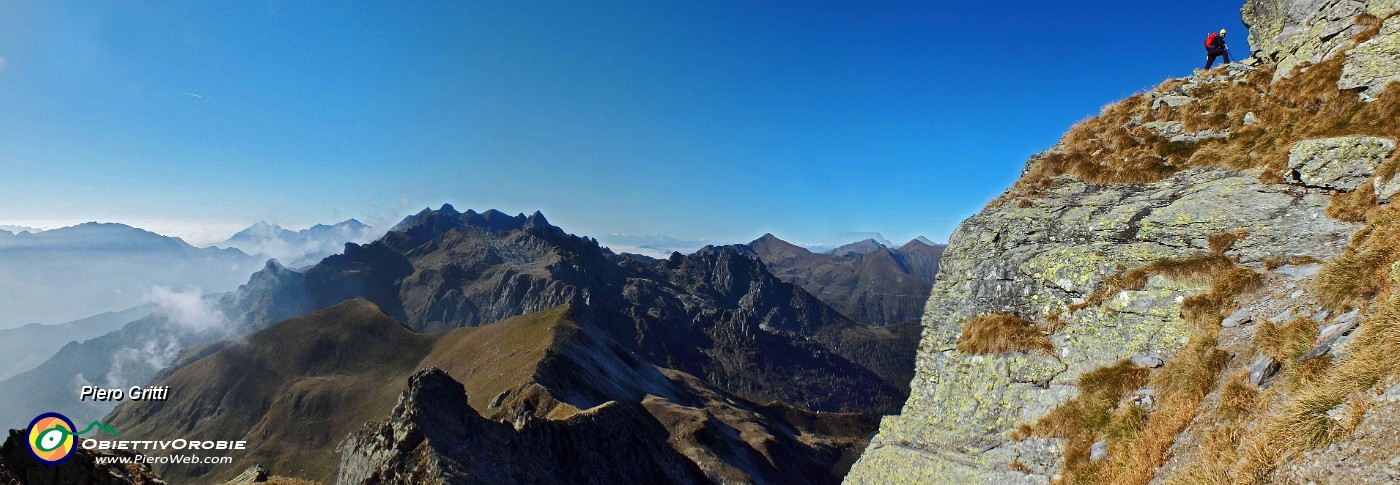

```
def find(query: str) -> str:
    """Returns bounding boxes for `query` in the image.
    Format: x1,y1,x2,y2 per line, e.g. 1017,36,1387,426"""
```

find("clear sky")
0,1,1251,246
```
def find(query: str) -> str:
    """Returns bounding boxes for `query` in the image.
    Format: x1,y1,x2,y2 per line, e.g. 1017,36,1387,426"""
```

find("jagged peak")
262,258,287,271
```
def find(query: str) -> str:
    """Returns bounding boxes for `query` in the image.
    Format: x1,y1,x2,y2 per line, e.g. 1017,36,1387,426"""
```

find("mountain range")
0,223,264,329
57,206,924,483
0,206,941,483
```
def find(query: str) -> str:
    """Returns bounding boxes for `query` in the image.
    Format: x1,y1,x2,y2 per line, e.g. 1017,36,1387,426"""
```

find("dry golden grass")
1254,317,1319,361
1217,373,1260,421
266,478,322,485
955,313,1054,355
1314,203,1400,308
1164,419,1250,485
1327,179,1379,222
1035,242,1263,484
1354,13,1384,43
995,52,1400,210
1221,297,1400,483
222,478,322,485
1097,339,1230,485
1018,360,1150,483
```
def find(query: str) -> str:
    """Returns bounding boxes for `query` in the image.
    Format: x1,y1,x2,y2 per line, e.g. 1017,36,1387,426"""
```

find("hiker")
1204,29,1230,69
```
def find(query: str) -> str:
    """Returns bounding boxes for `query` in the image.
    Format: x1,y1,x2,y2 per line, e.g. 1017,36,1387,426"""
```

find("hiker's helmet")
1220,29,1227,36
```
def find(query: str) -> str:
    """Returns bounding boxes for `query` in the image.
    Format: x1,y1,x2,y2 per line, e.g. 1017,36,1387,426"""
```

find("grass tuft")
955,313,1054,355
1314,203,1400,308
1019,360,1150,482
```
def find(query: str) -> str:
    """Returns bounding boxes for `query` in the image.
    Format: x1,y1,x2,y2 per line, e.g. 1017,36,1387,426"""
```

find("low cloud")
147,286,227,331
98,287,229,387
103,334,182,388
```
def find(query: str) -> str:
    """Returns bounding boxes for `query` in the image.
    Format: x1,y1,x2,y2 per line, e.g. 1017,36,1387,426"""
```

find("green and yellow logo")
26,413,119,465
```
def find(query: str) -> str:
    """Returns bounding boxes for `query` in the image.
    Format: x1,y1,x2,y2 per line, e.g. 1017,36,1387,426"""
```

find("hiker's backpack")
1205,32,1219,48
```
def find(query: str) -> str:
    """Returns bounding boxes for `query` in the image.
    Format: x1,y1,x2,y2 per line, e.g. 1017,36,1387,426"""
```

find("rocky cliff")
847,1,1400,483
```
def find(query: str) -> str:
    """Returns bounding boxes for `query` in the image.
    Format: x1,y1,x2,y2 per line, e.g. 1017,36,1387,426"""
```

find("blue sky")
0,1,1251,245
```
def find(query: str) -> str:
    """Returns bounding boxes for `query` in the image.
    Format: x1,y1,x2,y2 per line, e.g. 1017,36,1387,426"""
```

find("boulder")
1285,136,1396,190
1090,440,1109,462
1222,307,1253,328
1248,354,1281,387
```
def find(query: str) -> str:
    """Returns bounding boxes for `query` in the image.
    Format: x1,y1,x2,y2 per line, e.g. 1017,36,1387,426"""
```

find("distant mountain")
108,301,875,484
216,219,378,269
0,225,40,234
742,234,946,328
0,304,153,381
0,222,264,328
828,238,889,256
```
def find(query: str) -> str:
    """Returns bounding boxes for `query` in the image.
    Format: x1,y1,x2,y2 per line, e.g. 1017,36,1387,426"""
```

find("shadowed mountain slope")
108,300,875,484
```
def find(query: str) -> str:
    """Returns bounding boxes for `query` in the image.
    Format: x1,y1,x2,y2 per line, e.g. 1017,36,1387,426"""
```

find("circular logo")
27,412,77,465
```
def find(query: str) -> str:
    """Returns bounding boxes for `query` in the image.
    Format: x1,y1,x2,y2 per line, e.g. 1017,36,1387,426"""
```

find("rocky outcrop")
848,1,1400,482
0,429,164,484
1285,136,1397,190
844,166,1359,482
1243,0,1397,77
1243,0,1400,96
1339,13,1400,100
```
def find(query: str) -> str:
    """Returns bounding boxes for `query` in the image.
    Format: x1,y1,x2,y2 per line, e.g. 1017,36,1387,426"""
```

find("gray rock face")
1285,136,1396,191
844,166,1358,482
1300,309,1363,359
1090,440,1109,462
1339,15,1400,100
1241,0,1399,81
